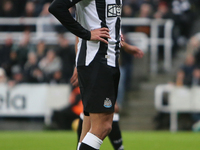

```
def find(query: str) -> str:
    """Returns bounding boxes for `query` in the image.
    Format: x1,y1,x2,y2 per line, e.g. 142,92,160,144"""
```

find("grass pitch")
0,131,200,150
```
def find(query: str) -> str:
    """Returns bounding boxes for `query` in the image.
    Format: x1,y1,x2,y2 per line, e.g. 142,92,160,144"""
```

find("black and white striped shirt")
76,0,122,67
49,0,122,67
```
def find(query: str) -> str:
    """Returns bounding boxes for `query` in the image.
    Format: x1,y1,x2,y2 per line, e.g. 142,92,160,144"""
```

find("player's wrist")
88,31,91,40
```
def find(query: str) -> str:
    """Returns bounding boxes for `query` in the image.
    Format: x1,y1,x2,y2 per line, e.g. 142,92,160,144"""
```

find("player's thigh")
90,112,113,128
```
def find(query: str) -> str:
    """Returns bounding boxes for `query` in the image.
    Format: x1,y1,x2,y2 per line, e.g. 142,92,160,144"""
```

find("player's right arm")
49,0,110,44
121,41,144,58
70,36,79,87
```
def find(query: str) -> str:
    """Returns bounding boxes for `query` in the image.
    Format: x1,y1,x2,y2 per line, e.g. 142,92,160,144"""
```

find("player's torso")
76,0,122,67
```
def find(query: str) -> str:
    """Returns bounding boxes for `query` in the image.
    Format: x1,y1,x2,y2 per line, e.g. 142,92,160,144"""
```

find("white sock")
113,113,119,121
118,145,124,150
82,132,103,149
77,142,81,150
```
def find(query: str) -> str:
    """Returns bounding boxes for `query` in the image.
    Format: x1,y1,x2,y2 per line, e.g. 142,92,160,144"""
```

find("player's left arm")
120,40,144,58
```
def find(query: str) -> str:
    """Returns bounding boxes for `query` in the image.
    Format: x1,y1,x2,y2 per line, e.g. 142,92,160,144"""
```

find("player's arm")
176,70,184,86
120,41,144,58
75,36,79,54
49,0,110,44
70,36,79,87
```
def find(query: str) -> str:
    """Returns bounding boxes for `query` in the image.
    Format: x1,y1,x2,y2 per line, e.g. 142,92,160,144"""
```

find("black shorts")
77,60,120,116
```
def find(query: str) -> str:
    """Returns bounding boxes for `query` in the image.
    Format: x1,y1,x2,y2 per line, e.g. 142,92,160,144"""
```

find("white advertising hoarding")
0,84,71,117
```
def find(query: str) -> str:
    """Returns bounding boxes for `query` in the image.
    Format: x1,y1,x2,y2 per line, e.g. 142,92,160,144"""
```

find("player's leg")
77,60,120,150
89,112,113,140
79,114,91,142
77,114,90,150
77,112,124,150
108,103,124,150
77,113,83,142
108,116,124,150
77,118,82,148
79,112,113,150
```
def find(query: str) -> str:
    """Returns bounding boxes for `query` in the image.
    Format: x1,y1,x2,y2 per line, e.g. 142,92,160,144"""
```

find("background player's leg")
108,120,124,150
77,118,83,142
108,103,124,150
77,118,82,150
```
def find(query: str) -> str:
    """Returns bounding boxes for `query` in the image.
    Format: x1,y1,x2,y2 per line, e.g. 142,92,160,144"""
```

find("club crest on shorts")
104,98,112,108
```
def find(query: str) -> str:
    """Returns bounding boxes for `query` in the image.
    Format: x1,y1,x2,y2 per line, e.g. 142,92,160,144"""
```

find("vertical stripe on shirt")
77,39,87,66
95,0,108,64
114,0,121,67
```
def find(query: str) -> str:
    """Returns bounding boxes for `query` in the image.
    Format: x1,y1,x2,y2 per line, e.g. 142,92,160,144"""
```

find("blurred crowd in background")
176,33,200,87
0,31,75,85
1,0,200,35
1,0,200,88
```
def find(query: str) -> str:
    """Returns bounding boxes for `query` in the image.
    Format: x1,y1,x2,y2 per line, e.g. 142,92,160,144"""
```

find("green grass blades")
121,131,200,150
0,131,200,150
0,131,76,150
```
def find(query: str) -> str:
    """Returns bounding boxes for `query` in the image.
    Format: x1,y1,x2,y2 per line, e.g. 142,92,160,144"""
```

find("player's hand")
90,28,111,44
122,41,144,59
120,34,124,47
70,67,79,87
131,46,144,58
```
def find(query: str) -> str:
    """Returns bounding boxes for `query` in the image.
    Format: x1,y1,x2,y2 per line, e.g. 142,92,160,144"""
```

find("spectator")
33,0,53,16
39,3,55,32
176,55,196,87
40,3,52,17
12,30,35,67
32,68,45,83
0,68,7,84
36,40,47,61
6,51,18,79
23,1,36,17
154,2,172,19
0,0,15,17
154,2,173,60
135,3,153,35
172,0,194,40
186,33,200,67
56,33,75,83
121,5,135,33
24,52,44,83
10,65,25,84
0,35,13,76
50,70,66,84
123,0,140,16
122,5,135,18
194,48,200,68
187,34,200,55
192,68,200,86
39,49,62,82
21,1,37,31
138,3,153,18
0,0,16,31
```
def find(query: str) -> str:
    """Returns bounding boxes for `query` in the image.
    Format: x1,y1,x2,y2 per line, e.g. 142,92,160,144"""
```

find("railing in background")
0,17,174,73
155,84,200,132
